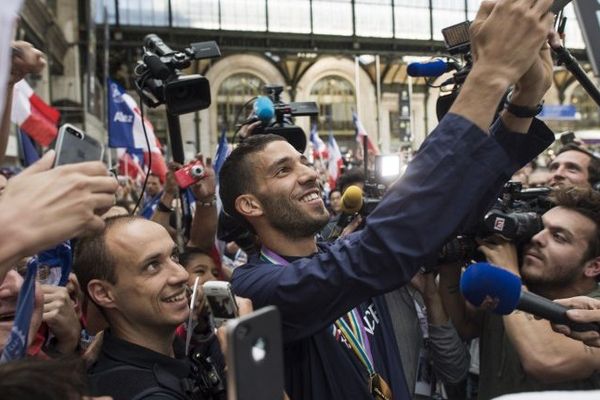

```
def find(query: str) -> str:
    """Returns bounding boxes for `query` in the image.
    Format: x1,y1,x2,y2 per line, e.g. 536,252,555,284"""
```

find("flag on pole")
310,123,328,160
117,148,146,181
352,111,379,156
11,80,60,147
0,259,37,364
213,127,230,180
328,131,343,189
107,78,167,181
19,130,40,167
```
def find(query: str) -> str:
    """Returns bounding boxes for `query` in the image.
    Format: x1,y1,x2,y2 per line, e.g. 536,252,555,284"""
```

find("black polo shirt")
88,330,219,400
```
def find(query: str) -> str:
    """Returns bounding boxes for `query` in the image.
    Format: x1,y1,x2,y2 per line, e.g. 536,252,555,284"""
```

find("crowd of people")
3,1,600,399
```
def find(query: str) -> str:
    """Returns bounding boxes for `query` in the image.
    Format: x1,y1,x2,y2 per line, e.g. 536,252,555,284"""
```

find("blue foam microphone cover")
407,59,449,77
254,96,275,123
460,262,522,315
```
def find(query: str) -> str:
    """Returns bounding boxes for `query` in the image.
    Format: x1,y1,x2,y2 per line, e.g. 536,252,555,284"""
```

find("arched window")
217,73,265,133
309,75,355,149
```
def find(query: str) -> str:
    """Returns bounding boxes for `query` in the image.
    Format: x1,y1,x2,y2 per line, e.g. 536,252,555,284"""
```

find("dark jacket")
87,330,224,400
232,114,554,400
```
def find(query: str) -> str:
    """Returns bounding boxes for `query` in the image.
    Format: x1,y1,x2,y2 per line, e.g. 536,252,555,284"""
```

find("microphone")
143,52,171,81
407,59,457,78
460,262,600,333
340,185,363,214
323,186,364,241
253,96,275,124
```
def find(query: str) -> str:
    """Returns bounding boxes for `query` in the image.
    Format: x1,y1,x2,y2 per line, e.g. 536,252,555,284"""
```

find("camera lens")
190,165,204,178
236,325,249,339
67,127,83,139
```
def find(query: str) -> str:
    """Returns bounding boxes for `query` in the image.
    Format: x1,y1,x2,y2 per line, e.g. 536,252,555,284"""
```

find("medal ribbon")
260,246,376,374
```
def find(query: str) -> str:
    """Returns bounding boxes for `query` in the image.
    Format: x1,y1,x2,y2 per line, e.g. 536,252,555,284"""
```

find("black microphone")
461,262,600,333
143,52,171,81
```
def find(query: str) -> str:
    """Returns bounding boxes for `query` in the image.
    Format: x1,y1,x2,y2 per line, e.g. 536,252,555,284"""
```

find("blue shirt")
232,114,554,400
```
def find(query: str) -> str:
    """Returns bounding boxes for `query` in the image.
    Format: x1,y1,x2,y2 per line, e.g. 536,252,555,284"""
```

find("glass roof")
96,0,585,49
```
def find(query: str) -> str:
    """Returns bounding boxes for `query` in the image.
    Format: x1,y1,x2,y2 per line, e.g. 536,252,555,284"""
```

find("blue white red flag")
352,111,379,156
20,129,40,166
310,123,328,160
328,131,343,189
11,80,60,147
0,260,37,363
214,127,230,181
107,78,167,181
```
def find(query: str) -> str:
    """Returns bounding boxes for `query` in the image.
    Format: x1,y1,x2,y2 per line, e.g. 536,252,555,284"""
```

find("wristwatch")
504,91,544,118
198,196,217,207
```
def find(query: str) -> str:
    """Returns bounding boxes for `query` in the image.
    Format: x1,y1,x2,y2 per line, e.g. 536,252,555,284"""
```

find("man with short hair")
440,187,600,399
140,173,164,219
328,189,342,216
73,216,226,400
219,2,557,398
547,144,600,189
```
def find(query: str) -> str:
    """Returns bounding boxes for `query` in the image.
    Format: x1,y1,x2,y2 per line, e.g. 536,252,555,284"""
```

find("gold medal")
369,373,393,400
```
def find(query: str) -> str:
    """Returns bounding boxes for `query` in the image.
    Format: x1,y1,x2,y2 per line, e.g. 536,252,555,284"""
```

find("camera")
243,84,319,153
435,21,475,122
428,182,553,269
174,160,206,189
134,34,221,116
186,352,226,400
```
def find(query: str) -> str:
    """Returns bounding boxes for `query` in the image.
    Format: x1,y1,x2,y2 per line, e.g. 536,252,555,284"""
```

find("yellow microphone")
340,185,363,214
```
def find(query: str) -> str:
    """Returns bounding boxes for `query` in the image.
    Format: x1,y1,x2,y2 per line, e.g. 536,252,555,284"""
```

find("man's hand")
340,215,362,238
552,296,600,348
469,0,555,88
410,271,438,298
449,0,555,132
216,296,253,357
510,31,559,109
9,41,46,85
163,162,181,198
0,151,118,265
478,238,520,276
41,284,81,354
238,120,262,140
191,155,216,202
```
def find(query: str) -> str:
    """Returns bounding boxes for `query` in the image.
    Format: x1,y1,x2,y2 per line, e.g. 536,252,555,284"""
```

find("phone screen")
206,291,238,320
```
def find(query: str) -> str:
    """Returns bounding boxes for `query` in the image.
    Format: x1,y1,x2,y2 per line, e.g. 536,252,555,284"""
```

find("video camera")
133,34,221,116
241,84,318,153
429,182,553,269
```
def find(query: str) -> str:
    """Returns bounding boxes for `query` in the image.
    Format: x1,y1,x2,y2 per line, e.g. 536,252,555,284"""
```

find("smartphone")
551,0,572,14
53,124,104,167
203,281,239,327
226,306,284,400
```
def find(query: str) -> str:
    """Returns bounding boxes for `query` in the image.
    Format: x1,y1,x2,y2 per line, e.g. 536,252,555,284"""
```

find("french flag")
353,111,379,156
117,148,146,181
107,78,167,181
328,131,343,189
11,80,60,147
310,123,328,160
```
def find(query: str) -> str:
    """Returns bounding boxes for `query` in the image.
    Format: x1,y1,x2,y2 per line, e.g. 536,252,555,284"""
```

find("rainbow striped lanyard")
259,246,375,374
